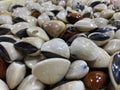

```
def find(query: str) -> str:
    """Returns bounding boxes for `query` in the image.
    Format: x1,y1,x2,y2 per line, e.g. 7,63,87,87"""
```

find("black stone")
89,33,110,41
112,52,120,84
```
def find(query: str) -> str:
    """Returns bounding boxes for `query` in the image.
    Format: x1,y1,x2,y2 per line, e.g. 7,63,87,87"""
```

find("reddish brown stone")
66,13,83,24
83,71,107,90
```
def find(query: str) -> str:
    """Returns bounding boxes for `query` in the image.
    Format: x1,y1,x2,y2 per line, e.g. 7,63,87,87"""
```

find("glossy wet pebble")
83,71,107,90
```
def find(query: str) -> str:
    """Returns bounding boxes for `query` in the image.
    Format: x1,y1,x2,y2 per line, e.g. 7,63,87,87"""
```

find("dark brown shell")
0,56,7,78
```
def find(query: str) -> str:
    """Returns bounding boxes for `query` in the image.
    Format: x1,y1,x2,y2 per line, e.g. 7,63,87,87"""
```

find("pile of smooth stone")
0,0,120,90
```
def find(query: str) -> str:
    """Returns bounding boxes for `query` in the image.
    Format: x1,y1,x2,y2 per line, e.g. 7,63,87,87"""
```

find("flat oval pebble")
32,58,71,85
74,18,97,32
65,60,89,79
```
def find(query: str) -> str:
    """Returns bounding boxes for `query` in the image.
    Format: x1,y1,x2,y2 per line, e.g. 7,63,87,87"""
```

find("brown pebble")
83,71,107,90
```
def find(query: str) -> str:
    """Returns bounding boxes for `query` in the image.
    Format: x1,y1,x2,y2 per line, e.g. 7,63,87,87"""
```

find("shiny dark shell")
60,26,79,41
66,13,83,24
0,45,10,62
51,10,60,16
83,12,91,18
95,28,114,33
16,28,28,38
89,33,110,41
14,42,38,54
11,5,23,11
112,52,120,84
90,1,101,7
0,28,10,35
31,9,41,18
67,33,88,45
0,36,16,43
13,17,26,24
41,51,65,59
75,2,85,11
112,21,120,29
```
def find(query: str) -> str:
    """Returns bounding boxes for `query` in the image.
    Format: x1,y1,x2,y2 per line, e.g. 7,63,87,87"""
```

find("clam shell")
56,10,68,23
41,38,70,59
94,4,107,11
0,79,9,90
32,58,70,85
88,47,111,68
24,55,45,69
70,37,99,61
24,16,37,26
93,18,108,28
0,42,23,63
52,80,85,90
0,35,20,43
104,39,120,55
38,13,50,27
12,7,31,18
14,37,44,56
114,30,120,39
11,22,30,38
65,60,89,79
113,12,120,20
0,14,12,24
27,26,49,41
74,18,97,32
6,62,26,89
0,24,13,35
43,20,66,37
101,9,115,19
13,17,26,24
109,52,120,90
17,75,45,90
